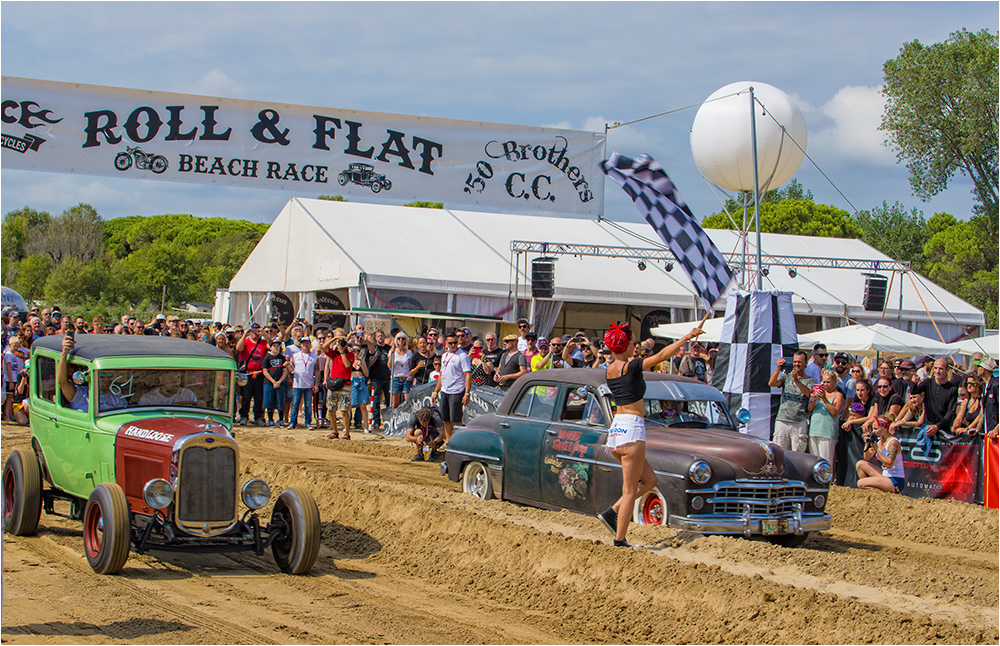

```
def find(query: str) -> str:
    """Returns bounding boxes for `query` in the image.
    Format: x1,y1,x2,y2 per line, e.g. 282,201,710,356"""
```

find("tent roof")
228,198,984,325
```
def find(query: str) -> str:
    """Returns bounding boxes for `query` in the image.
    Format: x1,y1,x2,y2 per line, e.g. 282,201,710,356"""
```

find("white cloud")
191,69,245,99
807,85,896,166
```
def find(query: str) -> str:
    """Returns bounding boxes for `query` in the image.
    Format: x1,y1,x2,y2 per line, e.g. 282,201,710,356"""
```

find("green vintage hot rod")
3,335,319,574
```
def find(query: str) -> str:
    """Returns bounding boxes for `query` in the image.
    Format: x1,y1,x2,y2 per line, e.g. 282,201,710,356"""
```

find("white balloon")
690,82,807,193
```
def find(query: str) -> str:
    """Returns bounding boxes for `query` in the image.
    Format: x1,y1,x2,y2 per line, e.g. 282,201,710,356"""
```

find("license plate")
761,519,787,535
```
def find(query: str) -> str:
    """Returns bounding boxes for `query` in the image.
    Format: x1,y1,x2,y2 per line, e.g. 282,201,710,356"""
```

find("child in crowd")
262,340,288,426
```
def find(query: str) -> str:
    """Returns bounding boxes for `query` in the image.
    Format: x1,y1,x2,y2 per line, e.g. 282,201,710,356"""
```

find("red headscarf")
603,322,632,354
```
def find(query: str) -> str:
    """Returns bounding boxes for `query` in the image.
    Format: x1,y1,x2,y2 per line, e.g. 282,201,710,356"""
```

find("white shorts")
607,413,646,449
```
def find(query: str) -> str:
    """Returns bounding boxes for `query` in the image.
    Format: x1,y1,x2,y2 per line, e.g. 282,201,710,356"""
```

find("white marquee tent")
223,198,985,340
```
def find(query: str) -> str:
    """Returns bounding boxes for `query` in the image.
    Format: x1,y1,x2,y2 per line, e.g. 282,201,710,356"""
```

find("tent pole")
750,87,763,290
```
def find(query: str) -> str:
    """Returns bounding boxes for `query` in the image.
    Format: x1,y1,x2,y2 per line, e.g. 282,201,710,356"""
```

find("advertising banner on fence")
1,76,606,216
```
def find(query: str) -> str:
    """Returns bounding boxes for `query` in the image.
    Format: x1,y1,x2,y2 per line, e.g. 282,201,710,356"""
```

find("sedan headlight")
241,478,271,509
813,460,833,485
142,478,174,510
688,460,712,485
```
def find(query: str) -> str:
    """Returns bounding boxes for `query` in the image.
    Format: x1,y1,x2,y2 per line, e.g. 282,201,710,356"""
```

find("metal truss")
510,240,910,272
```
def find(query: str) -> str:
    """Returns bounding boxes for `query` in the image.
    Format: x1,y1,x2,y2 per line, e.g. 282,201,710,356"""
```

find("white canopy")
651,317,727,343
944,335,999,358
797,323,954,358
227,198,984,336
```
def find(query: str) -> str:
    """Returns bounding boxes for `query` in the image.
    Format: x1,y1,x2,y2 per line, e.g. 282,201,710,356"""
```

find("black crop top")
607,358,646,406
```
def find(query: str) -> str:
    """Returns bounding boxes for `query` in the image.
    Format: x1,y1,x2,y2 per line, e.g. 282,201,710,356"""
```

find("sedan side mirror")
736,408,751,424
71,370,89,386
235,372,249,387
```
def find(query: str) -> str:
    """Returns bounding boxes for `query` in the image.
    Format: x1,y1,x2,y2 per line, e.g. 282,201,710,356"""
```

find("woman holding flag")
598,317,705,547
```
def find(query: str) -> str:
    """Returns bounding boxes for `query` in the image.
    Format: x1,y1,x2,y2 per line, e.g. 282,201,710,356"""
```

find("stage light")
788,267,797,278
665,261,674,272
637,260,647,271
761,267,770,277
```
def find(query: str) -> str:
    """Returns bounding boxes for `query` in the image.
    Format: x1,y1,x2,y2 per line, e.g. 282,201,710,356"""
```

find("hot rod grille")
176,446,237,523
711,484,808,515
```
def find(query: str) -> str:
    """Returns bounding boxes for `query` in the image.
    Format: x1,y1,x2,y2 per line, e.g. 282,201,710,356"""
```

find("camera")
338,339,347,348
864,433,879,449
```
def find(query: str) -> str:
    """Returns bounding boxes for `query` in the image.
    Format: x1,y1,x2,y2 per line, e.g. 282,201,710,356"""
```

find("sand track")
3,422,997,644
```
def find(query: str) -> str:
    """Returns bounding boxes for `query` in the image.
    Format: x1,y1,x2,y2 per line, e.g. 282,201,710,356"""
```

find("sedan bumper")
669,511,831,536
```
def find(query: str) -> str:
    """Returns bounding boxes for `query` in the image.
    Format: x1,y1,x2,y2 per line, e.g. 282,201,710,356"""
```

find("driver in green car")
57,336,128,412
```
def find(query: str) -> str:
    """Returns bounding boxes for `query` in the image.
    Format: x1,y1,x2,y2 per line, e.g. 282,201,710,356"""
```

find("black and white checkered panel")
713,289,799,440
601,152,734,312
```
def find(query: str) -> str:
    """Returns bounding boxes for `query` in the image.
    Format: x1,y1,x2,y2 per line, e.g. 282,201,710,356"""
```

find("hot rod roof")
32,334,236,362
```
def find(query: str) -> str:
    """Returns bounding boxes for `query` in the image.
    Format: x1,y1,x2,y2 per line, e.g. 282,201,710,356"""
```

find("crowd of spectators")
5,305,998,495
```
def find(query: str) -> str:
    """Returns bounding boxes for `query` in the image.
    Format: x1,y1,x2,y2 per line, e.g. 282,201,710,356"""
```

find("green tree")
9,254,53,301
701,199,862,238
923,214,998,327
854,201,929,272
1,206,51,264
24,203,105,264
880,28,999,224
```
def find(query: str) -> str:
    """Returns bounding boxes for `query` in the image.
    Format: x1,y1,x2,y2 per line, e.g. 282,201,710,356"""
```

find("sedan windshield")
643,397,733,429
95,369,232,415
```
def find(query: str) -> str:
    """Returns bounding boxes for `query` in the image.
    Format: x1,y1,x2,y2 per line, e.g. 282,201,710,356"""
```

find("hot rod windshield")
95,368,232,415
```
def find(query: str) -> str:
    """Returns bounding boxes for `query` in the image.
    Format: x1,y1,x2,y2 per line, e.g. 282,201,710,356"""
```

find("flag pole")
749,86,763,290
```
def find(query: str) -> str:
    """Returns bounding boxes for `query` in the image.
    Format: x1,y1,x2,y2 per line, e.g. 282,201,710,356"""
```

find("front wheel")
114,152,132,171
3,448,42,535
83,483,131,574
337,172,348,186
765,532,810,548
461,461,494,500
271,487,320,574
632,488,667,526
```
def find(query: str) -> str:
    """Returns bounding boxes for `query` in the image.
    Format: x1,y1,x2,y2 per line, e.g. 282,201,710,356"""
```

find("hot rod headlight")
813,460,833,484
689,460,712,485
241,479,271,509
142,478,174,510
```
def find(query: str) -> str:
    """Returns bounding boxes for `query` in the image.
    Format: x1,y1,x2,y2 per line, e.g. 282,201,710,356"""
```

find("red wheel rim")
3,469,14,520
84,504,103,557
642,494,664,525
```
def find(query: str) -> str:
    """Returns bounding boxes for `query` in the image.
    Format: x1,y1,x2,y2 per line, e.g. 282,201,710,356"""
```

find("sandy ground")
2,419,997,645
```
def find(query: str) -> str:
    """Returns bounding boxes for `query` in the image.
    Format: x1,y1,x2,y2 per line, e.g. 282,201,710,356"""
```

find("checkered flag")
713,289,799,439
601,152,734,311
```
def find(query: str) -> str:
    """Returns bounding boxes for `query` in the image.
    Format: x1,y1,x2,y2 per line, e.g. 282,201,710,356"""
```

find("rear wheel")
271,487,320,574
632,488,667,526
83,483,131,574
461,461,494,500
3,449,42,535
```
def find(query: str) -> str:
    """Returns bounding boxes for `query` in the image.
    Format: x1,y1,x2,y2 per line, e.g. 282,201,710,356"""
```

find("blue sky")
1,1,996,225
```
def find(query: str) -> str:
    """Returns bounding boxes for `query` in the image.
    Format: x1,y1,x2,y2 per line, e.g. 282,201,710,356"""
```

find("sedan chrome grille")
703,482,810,516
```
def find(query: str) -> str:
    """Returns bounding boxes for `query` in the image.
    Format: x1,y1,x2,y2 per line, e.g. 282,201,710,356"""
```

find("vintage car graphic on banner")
1,76,606,216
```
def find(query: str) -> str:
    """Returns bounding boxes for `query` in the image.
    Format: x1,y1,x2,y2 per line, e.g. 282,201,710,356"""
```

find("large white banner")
1,76,606,216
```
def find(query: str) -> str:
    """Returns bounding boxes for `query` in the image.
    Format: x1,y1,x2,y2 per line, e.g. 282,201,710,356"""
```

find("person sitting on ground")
856,417,906,493
406,406,445,462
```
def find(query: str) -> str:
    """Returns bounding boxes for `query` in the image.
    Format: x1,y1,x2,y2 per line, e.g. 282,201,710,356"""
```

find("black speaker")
863,274,888,311
531,257,556,298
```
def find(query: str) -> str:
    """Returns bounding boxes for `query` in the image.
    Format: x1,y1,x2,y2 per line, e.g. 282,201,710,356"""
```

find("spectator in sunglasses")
805,343,828,382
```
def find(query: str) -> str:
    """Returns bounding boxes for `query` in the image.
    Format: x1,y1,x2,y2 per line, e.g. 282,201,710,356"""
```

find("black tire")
382,179,392,191
337,172,348,186
83,483,131,574
114,152,132,171
150,155,168,174
271,487,320,574
3,448,42,536
370,181,382,194
461,461,494,500
765,532,810,548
